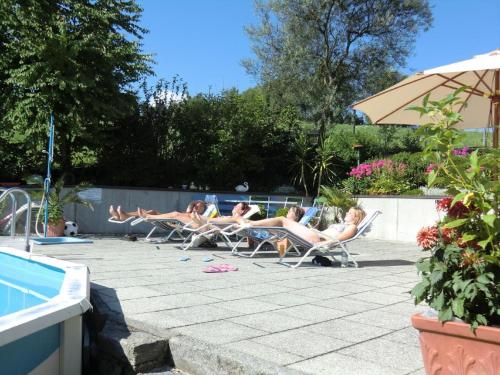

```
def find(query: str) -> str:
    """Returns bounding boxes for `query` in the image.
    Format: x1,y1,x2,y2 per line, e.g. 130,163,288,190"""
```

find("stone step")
90,291,305,375
169,335,305,375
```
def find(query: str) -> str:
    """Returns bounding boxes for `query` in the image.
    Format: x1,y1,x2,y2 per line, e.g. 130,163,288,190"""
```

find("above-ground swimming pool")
0,247,91,375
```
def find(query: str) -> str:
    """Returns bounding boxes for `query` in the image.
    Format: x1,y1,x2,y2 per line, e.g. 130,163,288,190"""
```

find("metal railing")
0,187,32,251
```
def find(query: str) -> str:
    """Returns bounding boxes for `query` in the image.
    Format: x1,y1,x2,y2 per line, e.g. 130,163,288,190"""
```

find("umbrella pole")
43,112,55,237
493,70,499,148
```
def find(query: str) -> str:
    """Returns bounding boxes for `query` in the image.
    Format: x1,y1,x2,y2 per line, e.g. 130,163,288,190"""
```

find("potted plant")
45,178,94,236
409,88,499,374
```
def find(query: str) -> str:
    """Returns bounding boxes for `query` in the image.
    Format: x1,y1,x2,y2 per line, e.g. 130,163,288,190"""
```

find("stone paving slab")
35,236,427,374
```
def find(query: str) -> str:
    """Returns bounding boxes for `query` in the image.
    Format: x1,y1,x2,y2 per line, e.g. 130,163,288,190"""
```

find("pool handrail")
0,187,32,252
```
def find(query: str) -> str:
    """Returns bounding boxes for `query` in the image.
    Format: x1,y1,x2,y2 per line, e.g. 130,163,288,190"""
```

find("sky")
137,0,500,95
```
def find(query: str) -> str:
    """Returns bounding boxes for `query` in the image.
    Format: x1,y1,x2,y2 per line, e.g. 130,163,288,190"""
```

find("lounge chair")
181,204,261,250
226,209,381,268
229,206,323,257
130,195,219,242
108,215,135,224
108,194,220,239
130,203,217,242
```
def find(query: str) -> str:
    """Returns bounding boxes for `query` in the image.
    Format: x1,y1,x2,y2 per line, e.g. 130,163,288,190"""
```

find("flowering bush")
452,146,470,156
410,88,499,329
345,159,411,195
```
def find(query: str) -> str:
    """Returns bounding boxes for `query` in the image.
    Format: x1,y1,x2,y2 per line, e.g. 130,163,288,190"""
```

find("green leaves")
410,87,500,330
0,0,152,172
427,169,437,187
481,214,497,228
451,298,465,318
443,219,467,229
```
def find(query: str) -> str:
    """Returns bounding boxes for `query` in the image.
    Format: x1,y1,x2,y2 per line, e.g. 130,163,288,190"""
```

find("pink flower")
425,164,437,174
452,147,470,156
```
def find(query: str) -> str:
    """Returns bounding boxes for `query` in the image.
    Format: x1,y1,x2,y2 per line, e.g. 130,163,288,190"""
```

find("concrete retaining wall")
357,196,441,242
64,187,443,243
63,188,310,236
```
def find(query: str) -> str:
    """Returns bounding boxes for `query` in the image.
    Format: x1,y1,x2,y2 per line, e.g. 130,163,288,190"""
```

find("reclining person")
109,200,206,223
192,204,304,226
191,205,305,250
235,207,366,244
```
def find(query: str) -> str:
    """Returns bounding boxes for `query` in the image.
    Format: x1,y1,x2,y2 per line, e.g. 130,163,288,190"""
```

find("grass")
301,122,492,148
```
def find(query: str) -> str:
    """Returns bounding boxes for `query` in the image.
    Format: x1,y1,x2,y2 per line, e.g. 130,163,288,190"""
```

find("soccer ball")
64,221,78,237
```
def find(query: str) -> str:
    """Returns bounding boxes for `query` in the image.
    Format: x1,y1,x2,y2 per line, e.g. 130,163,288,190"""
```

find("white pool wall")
0,247,91,375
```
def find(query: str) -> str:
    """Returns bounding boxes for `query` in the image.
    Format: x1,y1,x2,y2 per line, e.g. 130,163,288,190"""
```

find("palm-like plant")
316,185,358,223
290,132,312,196
312,139,337,196
46,178,94,225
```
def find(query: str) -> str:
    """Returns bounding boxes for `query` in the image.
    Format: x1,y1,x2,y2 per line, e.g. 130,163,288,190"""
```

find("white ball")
64,221,79,237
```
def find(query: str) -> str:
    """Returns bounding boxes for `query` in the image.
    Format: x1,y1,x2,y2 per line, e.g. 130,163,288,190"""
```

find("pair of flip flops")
202,264,238,273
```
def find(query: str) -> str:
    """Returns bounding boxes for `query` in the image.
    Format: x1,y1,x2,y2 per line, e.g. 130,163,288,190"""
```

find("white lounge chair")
181,204,260,250
224,210,380,268
131,203,218,243
229,206,323,257
107,194,220,240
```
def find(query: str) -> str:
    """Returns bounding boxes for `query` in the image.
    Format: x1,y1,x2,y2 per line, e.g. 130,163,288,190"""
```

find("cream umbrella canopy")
352,49,500,147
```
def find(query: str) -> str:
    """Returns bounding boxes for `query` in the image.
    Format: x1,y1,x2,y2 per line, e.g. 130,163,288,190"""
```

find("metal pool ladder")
0,187,32,252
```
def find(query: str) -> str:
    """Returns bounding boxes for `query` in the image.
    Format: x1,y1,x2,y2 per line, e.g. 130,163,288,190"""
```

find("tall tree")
243,0,432,134
0,0,151,174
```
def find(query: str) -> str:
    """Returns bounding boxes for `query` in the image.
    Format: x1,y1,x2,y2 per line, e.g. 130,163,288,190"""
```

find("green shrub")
275,207,289,217
342,176,371,195
385,152,427,188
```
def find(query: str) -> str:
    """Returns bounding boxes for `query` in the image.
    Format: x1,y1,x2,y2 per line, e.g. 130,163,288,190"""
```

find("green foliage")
256,204,268,219
410,88,500,329
290,132,313,196
275,207,289,217
43,177,94,224
342,176,371,195
244,0,432,130
316,186,357,222
386,152,428,188
0,0,151,173
312,138,339,195
97,84,300,190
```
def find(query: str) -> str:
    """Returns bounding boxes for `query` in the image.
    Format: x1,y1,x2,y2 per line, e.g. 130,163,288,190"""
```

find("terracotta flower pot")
46,219,65,237
411,313,500,375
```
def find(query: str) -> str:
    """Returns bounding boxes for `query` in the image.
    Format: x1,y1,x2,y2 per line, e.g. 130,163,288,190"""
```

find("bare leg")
117,206,134,220
245,216,321,243
117,207,158,220
109,205,119,220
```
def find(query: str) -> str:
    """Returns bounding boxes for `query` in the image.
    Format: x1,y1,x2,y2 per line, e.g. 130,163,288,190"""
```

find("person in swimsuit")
236,207,366,244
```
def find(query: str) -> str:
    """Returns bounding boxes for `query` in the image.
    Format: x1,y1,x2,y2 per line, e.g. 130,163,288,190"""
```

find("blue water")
0,252,65,317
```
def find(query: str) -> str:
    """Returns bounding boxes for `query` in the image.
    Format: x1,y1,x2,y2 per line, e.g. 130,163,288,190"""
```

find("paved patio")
35,236,427,375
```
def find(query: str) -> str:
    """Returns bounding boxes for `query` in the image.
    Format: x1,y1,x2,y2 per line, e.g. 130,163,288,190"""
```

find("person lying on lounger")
190,205,306,250
234,207,366,244
191,204,304,226
109,200,206,222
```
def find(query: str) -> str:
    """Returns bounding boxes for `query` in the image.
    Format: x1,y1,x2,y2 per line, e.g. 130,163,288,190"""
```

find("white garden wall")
357,196,442,242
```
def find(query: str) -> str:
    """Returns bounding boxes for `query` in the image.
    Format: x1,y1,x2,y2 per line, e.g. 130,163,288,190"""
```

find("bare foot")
109,205,119,220
190,211,207,226
117,206,129,221
138,207,148,219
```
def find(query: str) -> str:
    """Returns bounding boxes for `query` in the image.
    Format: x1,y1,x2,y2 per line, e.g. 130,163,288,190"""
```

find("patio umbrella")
352,49,500,147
